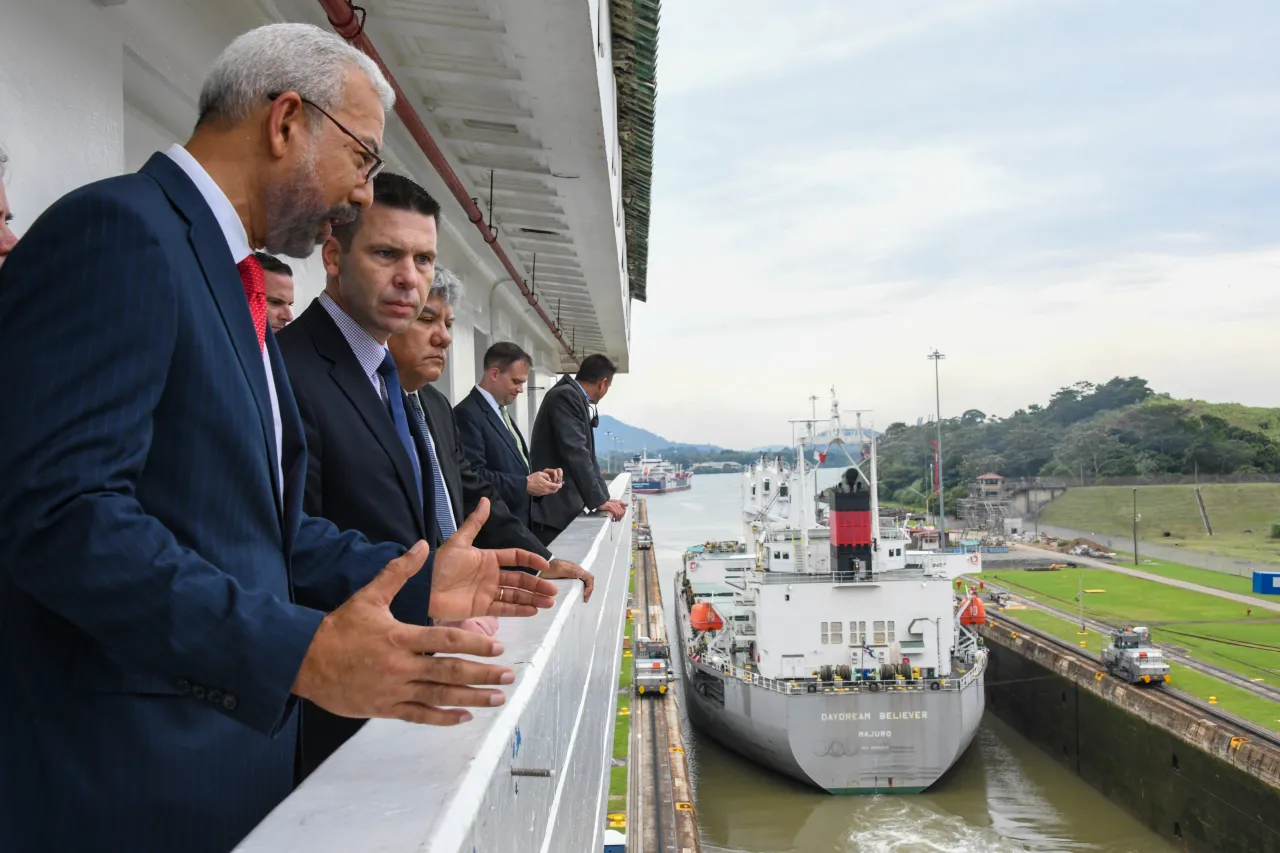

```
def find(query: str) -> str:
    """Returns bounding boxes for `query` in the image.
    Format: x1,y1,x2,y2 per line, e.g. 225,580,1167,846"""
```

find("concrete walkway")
1010,543,1280,614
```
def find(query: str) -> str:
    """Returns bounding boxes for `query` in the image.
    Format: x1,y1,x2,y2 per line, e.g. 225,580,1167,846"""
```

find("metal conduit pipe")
318,0,580,366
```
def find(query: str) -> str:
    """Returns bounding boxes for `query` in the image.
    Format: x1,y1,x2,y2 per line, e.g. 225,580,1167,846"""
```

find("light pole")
1132,488,1140,566
605,430,615,474
927,350,946,546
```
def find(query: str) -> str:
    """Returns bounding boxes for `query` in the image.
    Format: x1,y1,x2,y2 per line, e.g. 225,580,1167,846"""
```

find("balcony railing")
235,475,633,853
692,653,987,696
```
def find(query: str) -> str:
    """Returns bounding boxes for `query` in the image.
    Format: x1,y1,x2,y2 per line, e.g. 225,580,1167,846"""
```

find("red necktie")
237,255,268,351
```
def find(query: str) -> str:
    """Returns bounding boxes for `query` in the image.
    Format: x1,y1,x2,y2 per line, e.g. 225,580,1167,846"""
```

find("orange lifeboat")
959,595,987,626
690,601,724,631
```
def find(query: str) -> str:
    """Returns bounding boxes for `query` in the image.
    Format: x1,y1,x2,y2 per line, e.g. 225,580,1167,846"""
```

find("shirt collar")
475,384,505,419
319,292,390,383
163,143,251,264
575,380,594,403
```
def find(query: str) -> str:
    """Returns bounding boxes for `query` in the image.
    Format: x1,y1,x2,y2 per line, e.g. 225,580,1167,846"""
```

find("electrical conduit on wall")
316,0,579,367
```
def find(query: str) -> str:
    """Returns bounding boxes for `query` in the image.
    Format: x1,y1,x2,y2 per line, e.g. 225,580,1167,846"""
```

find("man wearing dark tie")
389,270,594,609
455,342,564,526
0,24,554,853
528,355,629,545
277,174,571,776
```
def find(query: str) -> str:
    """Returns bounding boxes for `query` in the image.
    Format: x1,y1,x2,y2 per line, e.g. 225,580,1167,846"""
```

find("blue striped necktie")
375,352,423,506
406,392,458,540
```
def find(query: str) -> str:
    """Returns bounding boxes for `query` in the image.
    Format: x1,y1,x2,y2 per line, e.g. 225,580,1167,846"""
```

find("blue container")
1252,571,1280,595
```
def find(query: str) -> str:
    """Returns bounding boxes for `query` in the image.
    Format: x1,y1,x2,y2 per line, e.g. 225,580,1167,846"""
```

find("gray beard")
262,151,356,258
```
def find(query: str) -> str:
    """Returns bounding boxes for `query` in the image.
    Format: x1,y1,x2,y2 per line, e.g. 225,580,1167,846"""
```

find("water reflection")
643,473,1173,853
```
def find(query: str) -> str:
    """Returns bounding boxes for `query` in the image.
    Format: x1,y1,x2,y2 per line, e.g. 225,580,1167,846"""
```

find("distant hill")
592,415,723,455
877,376,1280,512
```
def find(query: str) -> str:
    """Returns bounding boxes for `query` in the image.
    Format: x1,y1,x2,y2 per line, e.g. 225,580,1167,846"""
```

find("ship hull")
675,594,984,794
632,481,693,495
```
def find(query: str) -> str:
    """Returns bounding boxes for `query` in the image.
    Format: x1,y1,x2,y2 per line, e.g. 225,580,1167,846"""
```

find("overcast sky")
603,0,1280,449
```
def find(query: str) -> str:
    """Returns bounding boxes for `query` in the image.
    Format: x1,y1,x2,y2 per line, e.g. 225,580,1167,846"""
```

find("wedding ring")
499,588,505,603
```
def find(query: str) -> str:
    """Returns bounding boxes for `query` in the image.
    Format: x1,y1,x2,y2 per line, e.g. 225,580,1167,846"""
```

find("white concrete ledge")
236,475,633,853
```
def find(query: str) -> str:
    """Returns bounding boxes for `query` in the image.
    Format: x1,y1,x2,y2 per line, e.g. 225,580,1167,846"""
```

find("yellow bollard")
1209,696,1217,704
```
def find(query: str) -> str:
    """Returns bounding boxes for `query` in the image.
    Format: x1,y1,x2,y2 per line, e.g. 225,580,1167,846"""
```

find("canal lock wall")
978,622,1280,853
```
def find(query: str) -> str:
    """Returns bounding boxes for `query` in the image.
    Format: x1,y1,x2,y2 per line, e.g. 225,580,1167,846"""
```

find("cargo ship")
624,451,693,495
673,400,988,794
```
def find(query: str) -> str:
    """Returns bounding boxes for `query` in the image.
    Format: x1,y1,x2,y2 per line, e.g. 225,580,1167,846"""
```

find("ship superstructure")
674,397,988,794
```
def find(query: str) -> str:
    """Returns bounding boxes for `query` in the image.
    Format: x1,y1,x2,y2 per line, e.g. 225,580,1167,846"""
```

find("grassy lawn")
609,607,634,819
1038,483,1280,564
613,694,631,758
619,615,634,690
1121,557,1274,601
993,608,1280,733
609,765,628,801
984,568,1280,684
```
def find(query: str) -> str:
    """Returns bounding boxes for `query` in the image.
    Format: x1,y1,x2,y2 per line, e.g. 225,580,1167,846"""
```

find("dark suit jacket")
528,375,611,532
454,386,534,523
416,385,551,560
277,299,442,778
0,153,407,853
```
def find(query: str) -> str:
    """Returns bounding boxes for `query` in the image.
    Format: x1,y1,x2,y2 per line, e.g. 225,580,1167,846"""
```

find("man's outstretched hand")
543,558,595,603
292,542,514,726
429,497,557,621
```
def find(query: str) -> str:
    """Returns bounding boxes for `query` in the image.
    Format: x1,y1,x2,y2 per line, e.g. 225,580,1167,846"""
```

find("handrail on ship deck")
691,658,986,696
234,476,634,853
755,566,952,585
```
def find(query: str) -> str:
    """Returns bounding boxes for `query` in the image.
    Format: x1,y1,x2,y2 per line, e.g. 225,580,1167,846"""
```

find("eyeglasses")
268,91,384,181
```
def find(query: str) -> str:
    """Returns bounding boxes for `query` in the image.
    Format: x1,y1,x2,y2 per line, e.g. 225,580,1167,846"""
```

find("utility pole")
927,462,935,529
927,350,946,546
1077,569,1086,635
1132,488,1140,566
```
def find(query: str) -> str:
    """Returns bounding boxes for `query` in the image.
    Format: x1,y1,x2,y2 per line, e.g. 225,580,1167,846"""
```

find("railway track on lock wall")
990,611,1280,750
632,501,678,853
975,577,1280,705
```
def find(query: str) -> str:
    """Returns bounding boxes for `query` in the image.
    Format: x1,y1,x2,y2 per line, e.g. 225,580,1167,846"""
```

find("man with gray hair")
388,267,595,610
0,26,556,853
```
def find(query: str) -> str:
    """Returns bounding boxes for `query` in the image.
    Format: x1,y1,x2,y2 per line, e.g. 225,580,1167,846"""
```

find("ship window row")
822,620,895,646
886,547,902,557
772,550,791,560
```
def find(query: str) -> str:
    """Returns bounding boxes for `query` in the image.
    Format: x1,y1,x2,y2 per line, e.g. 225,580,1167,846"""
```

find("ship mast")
869,427,880,571
795,420,809,571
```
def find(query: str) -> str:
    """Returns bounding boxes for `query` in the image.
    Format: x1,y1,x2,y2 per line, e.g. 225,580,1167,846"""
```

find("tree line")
876,377,1280,510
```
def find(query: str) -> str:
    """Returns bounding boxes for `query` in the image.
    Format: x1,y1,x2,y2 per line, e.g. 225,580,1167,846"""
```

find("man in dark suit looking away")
528,354,628,545
455,342,564,526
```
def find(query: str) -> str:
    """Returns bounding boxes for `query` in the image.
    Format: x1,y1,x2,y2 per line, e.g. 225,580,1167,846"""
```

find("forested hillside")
878,377,1280,509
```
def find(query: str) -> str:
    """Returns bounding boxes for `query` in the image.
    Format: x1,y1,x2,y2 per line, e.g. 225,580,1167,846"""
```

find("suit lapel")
405,390,442,546
417,390,463,526
304,304,427,539
472,387,528,472
268,334,304,559
142,154,283,522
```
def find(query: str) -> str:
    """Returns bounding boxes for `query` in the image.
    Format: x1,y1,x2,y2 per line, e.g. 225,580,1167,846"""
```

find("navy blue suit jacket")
454,386,533,523
0,153,422,853
277,299,441,778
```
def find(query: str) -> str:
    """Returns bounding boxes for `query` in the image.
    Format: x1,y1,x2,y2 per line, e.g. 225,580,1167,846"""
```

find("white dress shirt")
163,144,284,498
475,384,505,421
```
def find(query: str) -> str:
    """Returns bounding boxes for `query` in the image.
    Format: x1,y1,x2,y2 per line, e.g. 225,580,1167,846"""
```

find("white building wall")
585,0,632,313
1,0,566,415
